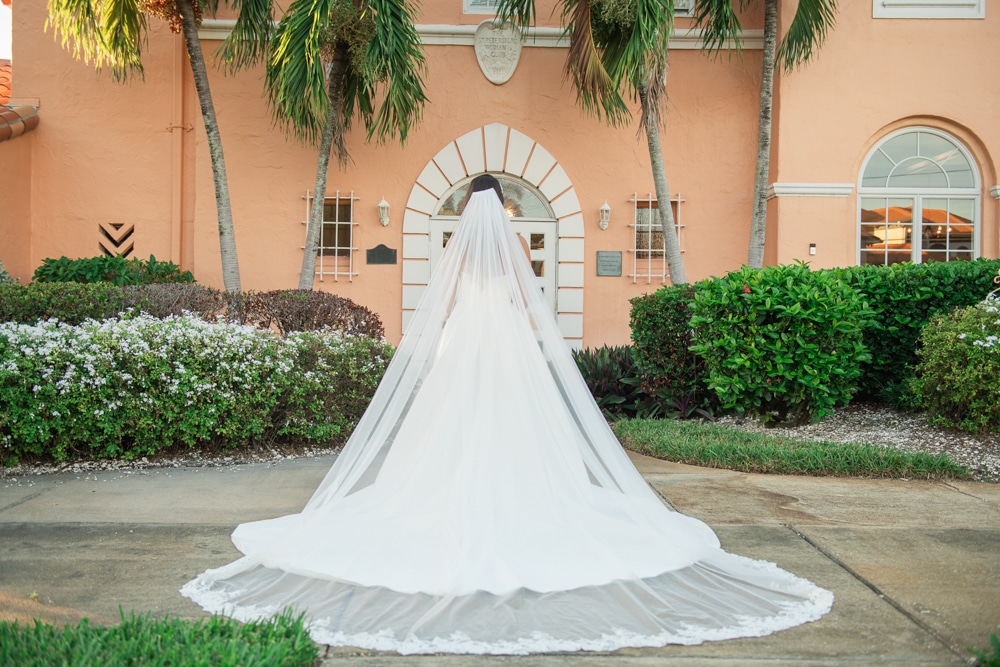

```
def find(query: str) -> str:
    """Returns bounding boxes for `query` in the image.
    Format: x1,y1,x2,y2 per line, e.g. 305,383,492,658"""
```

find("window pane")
530,233,544,250
862,152,894,188
918,132,956,162
860,250,886,266
889,157,948,188
437,178,551,218
948,250,974,261
860,198,888,223
531,260,544,277
942,151,975,188
880,133,918,164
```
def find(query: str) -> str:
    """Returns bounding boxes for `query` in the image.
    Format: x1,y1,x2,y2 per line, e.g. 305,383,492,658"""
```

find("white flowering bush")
914,295,1000,433
0,314,392,463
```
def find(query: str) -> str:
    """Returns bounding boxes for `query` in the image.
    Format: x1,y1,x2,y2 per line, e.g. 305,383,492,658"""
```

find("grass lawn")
613,418,972,480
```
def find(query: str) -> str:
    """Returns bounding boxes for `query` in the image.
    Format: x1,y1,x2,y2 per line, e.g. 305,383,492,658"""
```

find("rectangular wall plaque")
366,244,397,265
596,251,622,277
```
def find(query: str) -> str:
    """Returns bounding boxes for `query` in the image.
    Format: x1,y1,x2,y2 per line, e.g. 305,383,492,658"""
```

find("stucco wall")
770,0,1000,268
0,128,31,281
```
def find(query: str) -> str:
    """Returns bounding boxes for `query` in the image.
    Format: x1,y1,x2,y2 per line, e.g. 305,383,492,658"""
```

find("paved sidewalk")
1,452,998,666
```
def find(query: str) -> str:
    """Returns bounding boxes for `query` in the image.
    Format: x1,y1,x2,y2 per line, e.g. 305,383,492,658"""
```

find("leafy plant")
573,345,644,418
0,608,320,667
119,283,230,320
832,258,1000,399
0,282,130,325
239,289,385,338
968,627,1000,667
32,254,195,285
0,260,13,284
629,284,712,406
912,296,1000,433
690,262,871,425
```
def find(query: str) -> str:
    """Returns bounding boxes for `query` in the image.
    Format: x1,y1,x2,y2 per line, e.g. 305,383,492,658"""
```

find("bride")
182,174,833,654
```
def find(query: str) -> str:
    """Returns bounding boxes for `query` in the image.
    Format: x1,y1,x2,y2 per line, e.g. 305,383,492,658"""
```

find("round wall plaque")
474,21,522,85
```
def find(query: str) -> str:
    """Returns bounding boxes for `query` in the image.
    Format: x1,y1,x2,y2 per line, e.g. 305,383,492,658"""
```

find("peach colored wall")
9,1,998,348
770,0,1000,268
0,130,32,281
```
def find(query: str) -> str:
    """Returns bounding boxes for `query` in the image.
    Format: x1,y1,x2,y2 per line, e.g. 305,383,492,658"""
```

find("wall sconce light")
377,198,390,227
809,243,817,256
599,201,611,231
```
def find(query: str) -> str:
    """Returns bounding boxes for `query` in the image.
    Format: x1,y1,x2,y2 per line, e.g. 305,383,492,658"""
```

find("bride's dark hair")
464,174,504,206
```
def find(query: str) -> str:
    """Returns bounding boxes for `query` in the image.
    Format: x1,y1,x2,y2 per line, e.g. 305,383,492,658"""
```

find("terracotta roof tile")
0,61,11,105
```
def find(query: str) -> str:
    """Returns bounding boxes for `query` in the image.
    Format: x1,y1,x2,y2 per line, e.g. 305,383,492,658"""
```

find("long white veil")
181,190,832,654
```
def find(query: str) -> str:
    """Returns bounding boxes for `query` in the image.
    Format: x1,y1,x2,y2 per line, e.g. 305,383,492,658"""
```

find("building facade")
1,0,997,347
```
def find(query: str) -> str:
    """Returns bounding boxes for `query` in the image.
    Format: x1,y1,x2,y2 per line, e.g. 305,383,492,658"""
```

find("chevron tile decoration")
99,223,135,257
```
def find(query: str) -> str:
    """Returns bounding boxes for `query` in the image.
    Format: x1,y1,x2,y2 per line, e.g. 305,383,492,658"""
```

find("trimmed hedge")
689,262,871,425
0,282,130,325
832,258,1000,398
0,315,392,464
32,254,195,285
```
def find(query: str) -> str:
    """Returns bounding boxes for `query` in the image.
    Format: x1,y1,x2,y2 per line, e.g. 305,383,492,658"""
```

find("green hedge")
913,296,1000,433
0,282,130,325
832,258,1000,398
689,262,871,425
32,254,195,285
0,314,392,464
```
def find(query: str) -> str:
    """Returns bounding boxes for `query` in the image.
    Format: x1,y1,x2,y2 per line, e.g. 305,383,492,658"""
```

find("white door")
429,217,558,312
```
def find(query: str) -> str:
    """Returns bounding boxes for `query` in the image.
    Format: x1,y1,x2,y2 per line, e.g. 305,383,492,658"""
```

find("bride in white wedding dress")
181,175,833,654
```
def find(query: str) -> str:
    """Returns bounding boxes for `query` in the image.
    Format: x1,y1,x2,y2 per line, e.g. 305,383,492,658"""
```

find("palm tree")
250,0,426,289
693,0,836,268
45,0,272,292
497,0,686,285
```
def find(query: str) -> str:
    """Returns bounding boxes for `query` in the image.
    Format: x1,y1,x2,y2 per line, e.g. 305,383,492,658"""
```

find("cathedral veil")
181,189,832,654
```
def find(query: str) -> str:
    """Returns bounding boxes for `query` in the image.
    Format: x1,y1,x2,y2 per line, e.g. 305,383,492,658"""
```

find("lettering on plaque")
366,244,397,265
596,251,622,277
474,21,522,85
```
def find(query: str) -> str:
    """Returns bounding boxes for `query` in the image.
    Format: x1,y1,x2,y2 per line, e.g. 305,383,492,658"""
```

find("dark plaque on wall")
596,251,622,277
366,244,397,265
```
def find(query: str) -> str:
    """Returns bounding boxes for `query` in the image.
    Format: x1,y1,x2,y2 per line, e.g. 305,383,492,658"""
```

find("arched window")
435,176,552,219
858,127,980,265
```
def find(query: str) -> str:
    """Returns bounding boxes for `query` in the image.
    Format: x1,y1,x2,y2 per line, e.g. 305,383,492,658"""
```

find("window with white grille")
303,190,358,281
873,0,984,19
629,193,683,284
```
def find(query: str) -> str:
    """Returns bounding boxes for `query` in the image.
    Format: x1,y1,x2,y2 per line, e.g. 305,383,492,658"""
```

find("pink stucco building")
1,0,997,347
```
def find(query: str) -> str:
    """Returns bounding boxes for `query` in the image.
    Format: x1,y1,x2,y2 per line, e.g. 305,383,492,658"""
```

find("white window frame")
302,190,358,282
674,0,694,17
463,0,500,15
873,0,984,19
857,127,981,266
628,193,684,284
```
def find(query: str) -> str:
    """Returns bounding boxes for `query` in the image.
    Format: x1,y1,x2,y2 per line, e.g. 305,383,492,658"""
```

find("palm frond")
265,0,335,145
777,0,836,70
46,0,146,80
494,0,536,33
691,0,746,57
564,0,618,117
217,0,275,72
358,0,428,144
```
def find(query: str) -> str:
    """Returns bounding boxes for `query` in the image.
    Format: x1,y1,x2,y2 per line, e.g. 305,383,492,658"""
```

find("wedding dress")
181,190,833,654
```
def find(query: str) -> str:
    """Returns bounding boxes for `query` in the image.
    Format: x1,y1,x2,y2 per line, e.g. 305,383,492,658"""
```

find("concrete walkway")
1,452,998,666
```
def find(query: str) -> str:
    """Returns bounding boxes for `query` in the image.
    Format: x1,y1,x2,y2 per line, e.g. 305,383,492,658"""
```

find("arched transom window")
858,127,980,265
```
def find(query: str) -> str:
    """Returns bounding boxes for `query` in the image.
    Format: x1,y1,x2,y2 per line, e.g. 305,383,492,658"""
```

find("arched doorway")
400,124,586,347
430,176,558,310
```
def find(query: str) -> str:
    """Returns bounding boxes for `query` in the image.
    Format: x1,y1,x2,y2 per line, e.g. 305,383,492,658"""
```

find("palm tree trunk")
748,0,778,269
298,45,350,289
638,84,686,286
178,0,241,292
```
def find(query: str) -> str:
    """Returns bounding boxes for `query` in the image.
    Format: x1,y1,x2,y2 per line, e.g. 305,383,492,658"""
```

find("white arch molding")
401,123,586,348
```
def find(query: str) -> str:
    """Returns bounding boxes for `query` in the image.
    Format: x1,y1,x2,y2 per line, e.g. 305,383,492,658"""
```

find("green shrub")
32,254,195,285
573,345,644,418
0,315,392,464
0,260,12,284
0,282,130,324
912,296,1000,433
239,289,385,338
275,330,393,442
690,262,871,425
119,283,230,320
832,258,1000,398
629,284,712,409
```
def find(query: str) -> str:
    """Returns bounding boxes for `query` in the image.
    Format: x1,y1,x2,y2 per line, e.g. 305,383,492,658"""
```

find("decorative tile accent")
99,223,135,257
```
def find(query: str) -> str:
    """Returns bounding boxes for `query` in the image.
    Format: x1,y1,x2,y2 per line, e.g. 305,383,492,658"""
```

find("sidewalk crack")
783,523,968,663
